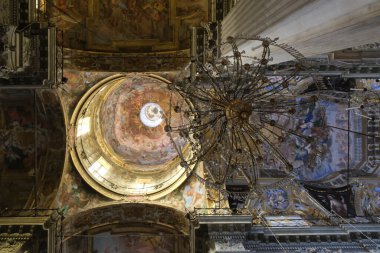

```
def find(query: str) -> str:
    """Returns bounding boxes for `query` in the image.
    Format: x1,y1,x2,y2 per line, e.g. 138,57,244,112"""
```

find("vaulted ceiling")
48,0,210,72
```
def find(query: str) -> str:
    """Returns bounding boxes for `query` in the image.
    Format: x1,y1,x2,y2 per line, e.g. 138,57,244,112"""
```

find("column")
221,0,380,63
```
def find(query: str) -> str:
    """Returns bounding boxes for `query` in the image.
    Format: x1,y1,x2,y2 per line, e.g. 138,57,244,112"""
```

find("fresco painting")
356,79,380,91
304,185,356,218
356,183,380,216
50,0,208,52
0,90,65,210
100,76,186,166
266,188,289,211
97,0,172,41
92,232,174,253
54,70,209,216
262,97,362,182
160,165,208,211
55,155,208,216
265,215,310,227
59,69,112,116
182,179,206,209
61,204,190,252
55,164,108,216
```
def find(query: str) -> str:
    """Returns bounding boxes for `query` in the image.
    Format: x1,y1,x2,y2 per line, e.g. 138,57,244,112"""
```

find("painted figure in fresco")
106,0,168,39
363,187,380,216
267,189,289,210
361,191,374,216
373,187,380,208
93,234,172,253
327,194,347,217
183,180,205,209
0,125,33,171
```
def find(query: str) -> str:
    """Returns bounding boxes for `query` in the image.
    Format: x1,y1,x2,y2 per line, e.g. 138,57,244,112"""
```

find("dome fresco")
100,76,185,166
70,74,192,199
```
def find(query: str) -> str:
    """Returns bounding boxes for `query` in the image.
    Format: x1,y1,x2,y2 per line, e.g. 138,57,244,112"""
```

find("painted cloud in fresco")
100,76,186,165
261,97,362,182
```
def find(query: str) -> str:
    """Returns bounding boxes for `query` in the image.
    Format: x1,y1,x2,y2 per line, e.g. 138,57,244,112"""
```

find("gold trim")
0,217,48,225
70,74,194,200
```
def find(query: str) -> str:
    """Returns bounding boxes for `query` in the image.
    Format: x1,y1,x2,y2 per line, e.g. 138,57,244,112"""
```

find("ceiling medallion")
70,74,193,200
166,33,320,192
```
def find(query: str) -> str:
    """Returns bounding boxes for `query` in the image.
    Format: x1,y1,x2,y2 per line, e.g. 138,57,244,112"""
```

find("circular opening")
139,102,163,128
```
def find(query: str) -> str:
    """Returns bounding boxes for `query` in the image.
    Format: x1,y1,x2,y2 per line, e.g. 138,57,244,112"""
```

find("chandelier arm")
177,88,225,109
242,59,273,97
163,94,187,129
237,130,260,184
166,93,199,166
237,167,252,186
226,125,236,152
163,92,188,163
232,124,243,150
249,101,317,117
220,150,235,184
234,71,257,99
234,72,258,100
236,35,304,61
251,65,266,85
225,127,258,183
186,114,224,133
209,62,231,93
168,91,173,125
204,163,217,183
237,72,261,100
188,90,226,109
196,109,225,115
185,71,229,104
193,85,225,105
251,98,316,109
257,70,298,95
229,42,246,98
165,130,187,164
250,106,288,114
168,132,185,161
271,42,306,62
244,82,285,101
191,120,228,164
170,114,224,131
243,123,293,171
238,66,268,100
260,118,311,141
256,122,285,141
247,74,298,101
228,123,241,148
238,128,263,160
197,63,229,102
249,46,269,80
234,35,306,63
267,44,271,59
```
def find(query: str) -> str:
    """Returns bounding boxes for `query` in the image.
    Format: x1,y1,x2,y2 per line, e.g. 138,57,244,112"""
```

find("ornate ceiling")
49,0,210,72
1,1,380,252
70,73,193,199
50,0,208,52
0,90,66,212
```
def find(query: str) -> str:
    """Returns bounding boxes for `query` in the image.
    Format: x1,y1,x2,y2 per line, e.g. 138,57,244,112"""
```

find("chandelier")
165,30,320,190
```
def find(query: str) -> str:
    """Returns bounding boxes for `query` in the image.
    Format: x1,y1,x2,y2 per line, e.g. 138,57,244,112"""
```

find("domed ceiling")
70,73,192,199
99,78,184,166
